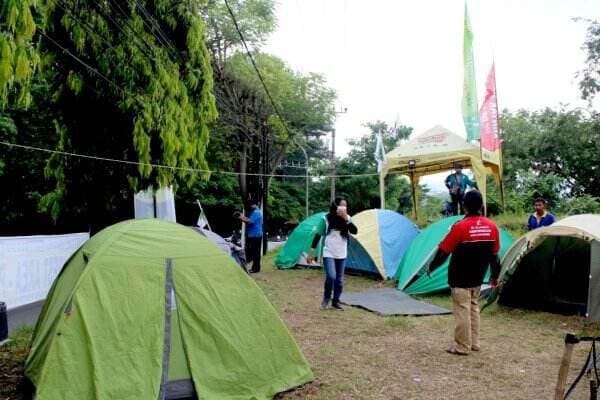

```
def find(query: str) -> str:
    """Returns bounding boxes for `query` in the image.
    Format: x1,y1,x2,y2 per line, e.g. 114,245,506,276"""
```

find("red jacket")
434,215,501,288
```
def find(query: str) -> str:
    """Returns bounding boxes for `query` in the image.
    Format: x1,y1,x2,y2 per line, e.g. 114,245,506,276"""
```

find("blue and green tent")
276,209,419,280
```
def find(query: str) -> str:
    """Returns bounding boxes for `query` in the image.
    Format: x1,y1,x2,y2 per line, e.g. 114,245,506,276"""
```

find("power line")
130,0,178,57
223,0,291,136
54,0,154,93
54,1,117,52
0,140,382,179
90,0,157,63
40,31,126,95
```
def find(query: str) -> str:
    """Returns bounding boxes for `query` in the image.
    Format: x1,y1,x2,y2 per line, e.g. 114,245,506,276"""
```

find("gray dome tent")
189,227,247,271
487,214,600,321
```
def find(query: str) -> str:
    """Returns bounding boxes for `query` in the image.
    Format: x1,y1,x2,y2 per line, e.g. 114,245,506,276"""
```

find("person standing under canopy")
427,190,501,356
445,163,477,215
307,197,358,311
527,197,555,230
238,199,263,274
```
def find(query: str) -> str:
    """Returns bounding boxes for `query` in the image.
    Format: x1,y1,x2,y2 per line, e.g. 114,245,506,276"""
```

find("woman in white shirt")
307,197,358,310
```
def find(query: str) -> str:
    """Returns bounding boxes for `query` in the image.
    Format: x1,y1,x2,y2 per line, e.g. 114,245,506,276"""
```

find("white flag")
375,132,387,173
196,199,211,231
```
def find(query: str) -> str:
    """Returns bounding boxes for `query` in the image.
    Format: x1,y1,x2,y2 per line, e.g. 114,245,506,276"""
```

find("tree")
0,1,218,232
0,74,70,234
0,0,45,109
214,52,335,204
202,0,276,70
501,108,600,198
309,121,414,214
578,19,600,101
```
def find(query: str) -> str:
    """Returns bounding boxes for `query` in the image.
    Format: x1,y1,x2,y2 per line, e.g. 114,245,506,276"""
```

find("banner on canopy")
479,64,502,167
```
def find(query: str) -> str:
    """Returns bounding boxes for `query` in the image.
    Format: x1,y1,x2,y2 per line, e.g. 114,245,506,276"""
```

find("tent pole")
499,176,506,212
379,172,385,209
410,172,418,220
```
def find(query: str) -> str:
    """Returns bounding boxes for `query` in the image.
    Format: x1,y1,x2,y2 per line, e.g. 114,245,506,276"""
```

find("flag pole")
492,62,506,211
379,172,385,209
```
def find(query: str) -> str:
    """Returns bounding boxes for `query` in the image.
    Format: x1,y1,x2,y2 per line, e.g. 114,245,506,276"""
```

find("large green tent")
396,216,514,294
25,219,313,400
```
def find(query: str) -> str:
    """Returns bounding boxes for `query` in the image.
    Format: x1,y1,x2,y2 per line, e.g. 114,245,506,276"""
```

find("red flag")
479,64,500,153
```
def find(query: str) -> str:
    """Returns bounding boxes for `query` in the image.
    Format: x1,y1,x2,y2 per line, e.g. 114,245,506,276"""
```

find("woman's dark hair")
325,196,352,239
329,196,346,214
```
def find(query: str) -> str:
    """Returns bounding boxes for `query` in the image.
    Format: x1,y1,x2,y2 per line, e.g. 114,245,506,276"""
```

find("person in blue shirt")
238,199,263,273
527,197,555,230
445,163,477,215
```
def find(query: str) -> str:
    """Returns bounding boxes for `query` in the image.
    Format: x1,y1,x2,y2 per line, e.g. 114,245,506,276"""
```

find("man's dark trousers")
246,237,262,272
450,193,464,215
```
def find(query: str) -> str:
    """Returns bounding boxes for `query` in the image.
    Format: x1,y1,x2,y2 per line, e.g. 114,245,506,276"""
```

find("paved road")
7,301,44,335
267,240,286,251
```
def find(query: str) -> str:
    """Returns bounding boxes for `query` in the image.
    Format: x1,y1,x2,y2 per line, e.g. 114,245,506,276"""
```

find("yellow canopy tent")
379,125,502,217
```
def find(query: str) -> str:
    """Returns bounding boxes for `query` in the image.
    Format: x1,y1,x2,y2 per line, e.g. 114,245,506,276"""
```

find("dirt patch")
1,326,33,400
2,253,598,400
259,253,600,400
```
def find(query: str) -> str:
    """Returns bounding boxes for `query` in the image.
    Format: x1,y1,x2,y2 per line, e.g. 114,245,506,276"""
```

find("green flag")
462,3,480,141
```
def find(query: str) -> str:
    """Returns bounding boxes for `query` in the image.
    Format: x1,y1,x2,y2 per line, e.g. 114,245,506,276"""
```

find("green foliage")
492,213,529,238
560,194,600,215
36,0,218,222
268,180,305,222
225,53,336,134
578,19,600,101
202,0,276,66
0,77,72,233
501,108,600,197
306,121,414,215
0,0,44,108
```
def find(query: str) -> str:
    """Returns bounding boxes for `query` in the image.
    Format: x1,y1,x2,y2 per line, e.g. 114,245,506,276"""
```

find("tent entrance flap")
588,241,600,321
499,237,591,316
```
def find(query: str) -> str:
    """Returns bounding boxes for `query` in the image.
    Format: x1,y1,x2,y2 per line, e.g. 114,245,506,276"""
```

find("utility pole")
330,128,336,203
330,106,348,203
291,138,309,218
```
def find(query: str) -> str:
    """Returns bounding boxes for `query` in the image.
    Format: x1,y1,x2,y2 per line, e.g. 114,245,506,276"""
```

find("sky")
264,0,599,192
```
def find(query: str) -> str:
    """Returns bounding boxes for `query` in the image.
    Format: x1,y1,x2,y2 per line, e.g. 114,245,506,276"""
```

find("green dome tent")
25,219,313,400
396,216,514,294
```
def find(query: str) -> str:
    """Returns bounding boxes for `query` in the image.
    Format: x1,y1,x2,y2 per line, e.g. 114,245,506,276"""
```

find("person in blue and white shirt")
238,199,263,273
527,197,555,230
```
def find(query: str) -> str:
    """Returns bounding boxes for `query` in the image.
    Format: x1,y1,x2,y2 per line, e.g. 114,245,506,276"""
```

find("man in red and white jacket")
428,190,501,355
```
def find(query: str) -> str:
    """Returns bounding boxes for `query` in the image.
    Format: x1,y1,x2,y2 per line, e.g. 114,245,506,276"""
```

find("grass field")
2,249,598,400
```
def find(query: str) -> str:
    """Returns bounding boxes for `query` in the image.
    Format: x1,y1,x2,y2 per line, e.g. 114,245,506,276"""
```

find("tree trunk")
239,141,249,203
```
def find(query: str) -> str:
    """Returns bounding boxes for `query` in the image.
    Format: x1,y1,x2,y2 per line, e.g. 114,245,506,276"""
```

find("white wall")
0,233,89,310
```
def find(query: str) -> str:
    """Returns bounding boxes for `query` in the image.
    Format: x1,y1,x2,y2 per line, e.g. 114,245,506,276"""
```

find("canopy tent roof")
487,214,600,321
379,125,503,216
382,125,485,177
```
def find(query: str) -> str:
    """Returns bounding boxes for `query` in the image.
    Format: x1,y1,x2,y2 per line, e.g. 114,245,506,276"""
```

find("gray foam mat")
341,288,451,316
